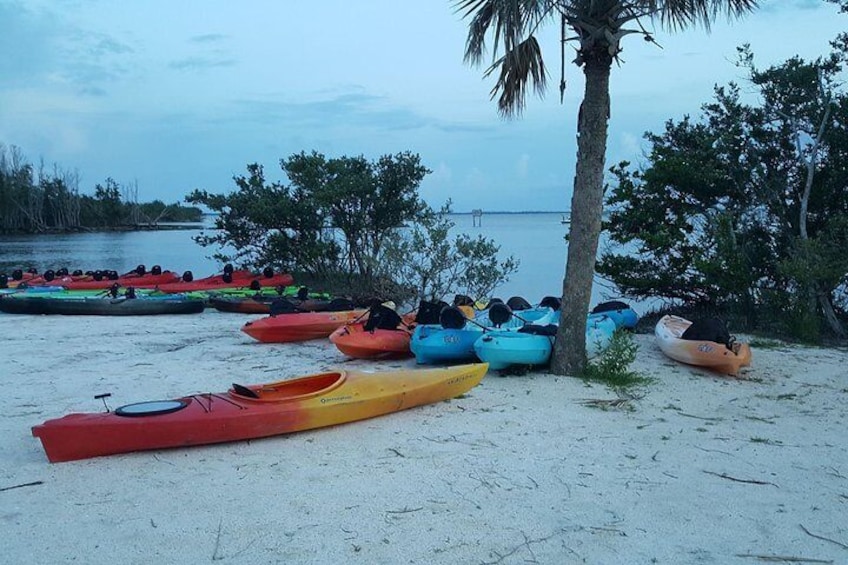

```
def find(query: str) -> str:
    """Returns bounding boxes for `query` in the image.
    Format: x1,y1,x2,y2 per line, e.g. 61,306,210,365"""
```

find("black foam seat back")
506,296,532,311
270,299,300,316
592,300,630,314
538,296,562,311
680,317,733,348
327,298,355,311
488,303,513,327
364,304,402,331
415,300,448,325
453,294,474,307
481,297,503,310
518,324,558,336
439,306,467,329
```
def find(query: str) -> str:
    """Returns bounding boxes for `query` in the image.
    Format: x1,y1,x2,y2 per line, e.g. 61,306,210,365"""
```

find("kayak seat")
487,303,513,327
453,294,475,307
232,383,260,399
364,305,403,331
592,300,630,314
439,306,467,330
415,300,449,325
538,296,562,310
506,296,532,311
680,317,735,350
327,297,355,312
269,298,302,316
518,324,558,336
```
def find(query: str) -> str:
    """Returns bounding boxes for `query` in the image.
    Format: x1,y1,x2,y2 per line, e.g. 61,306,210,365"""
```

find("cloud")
0,2,63,86
78,85,108,97
0,3,134,95
87,34,133,56
190,33,228,43
168,56,237,71
516,153,530,178
763,0,821,12
222,90,437,133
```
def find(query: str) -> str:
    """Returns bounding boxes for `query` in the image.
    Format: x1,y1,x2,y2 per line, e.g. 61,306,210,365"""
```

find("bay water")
0,212,636,311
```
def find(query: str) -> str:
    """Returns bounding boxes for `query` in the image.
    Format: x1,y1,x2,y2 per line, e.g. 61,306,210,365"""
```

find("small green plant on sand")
748,338,784,349
580,330,652,395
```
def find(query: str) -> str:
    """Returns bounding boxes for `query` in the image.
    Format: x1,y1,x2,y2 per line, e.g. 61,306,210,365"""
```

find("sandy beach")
1,309,846,564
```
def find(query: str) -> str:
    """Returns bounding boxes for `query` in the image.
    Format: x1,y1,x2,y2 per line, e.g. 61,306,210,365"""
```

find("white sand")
1,309,846,564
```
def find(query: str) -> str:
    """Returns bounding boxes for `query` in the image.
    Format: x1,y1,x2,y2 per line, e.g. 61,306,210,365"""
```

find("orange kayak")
330,322,414,359
31,363,489,463
241,310,367,343
655,314,752,376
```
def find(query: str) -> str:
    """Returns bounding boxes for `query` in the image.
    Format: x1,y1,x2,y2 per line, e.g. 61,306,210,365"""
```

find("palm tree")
456,0,758,375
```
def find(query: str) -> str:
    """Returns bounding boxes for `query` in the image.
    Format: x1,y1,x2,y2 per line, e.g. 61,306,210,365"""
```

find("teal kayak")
412,302,557,365
473,314,617,371
589,300,639,330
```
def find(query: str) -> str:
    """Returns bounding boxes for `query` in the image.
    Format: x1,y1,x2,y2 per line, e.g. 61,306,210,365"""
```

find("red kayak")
155,270,293,293
22,265,180,289
53,271,180,290
241,310,367,343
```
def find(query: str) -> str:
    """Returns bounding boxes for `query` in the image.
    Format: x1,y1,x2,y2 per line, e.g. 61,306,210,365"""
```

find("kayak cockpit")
228,371,346,402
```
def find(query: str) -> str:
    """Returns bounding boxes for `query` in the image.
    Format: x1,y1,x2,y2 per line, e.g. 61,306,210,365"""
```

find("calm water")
0,213,635,310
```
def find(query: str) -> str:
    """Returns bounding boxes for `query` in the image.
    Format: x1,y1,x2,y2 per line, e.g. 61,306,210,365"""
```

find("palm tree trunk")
551,57,611,376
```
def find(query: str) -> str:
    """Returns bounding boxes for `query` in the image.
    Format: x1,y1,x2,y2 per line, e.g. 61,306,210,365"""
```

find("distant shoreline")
453,210,568,215
0,223,205,236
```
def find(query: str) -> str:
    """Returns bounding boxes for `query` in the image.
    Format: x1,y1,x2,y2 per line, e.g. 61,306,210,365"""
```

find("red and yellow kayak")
31,363,489,463
329,322,414,359
241,310,367,343
655,314,752,376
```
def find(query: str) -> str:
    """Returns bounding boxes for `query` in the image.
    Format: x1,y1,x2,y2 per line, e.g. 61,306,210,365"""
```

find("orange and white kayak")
32,363,489,463
655,314,752,376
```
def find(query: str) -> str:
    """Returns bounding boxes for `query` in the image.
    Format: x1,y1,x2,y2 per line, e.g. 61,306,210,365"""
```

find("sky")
1,0,845,212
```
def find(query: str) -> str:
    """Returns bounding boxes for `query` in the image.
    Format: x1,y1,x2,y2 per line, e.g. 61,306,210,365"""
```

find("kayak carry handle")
95,393,112,412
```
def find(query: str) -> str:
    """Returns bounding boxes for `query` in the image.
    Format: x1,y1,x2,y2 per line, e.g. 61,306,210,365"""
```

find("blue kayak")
411,303,556,365
589,301,639,330
474,314,617,371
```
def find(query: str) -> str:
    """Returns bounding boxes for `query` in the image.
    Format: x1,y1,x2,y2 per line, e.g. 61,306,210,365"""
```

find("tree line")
599,43,848,342
0,144,202,233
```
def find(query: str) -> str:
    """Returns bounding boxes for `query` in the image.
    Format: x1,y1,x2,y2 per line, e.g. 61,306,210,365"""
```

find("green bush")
580,330,652,394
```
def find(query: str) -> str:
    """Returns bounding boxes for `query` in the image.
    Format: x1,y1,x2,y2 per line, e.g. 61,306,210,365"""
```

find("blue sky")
1,0,844,212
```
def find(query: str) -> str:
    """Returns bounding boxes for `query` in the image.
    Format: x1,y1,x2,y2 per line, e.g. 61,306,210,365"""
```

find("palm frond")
455,0,557,65
483,36,548,117
651,0,759,32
